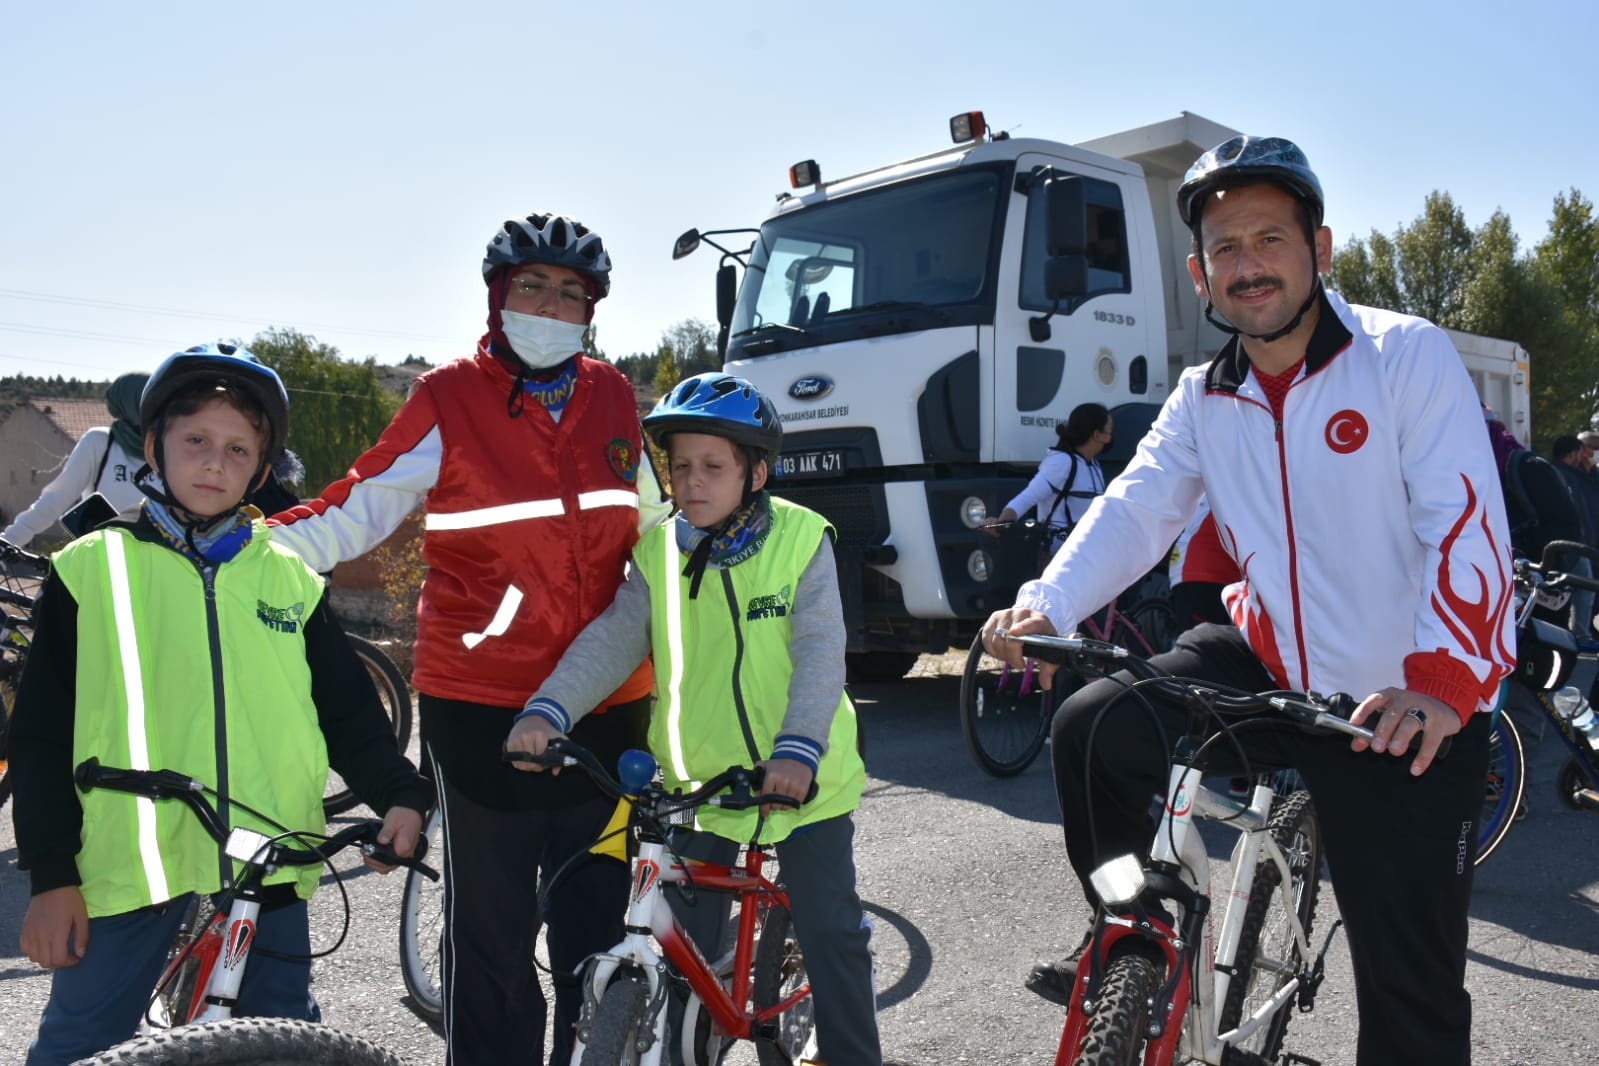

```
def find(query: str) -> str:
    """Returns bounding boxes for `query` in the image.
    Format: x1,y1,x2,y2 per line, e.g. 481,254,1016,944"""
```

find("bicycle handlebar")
1530,540,1599,593
74,758,438,880
502,741,819,810
995,629,1377,743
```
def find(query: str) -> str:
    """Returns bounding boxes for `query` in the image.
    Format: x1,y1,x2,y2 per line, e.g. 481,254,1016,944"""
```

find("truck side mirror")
715,263,737,362
1032,174,1090,340
672,229,702,260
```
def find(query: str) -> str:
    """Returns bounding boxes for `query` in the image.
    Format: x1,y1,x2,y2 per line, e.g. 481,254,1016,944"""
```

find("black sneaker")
1023,930,1093,1005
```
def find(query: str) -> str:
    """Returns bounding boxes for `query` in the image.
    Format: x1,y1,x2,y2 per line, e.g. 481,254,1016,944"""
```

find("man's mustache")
1227,275,1284,297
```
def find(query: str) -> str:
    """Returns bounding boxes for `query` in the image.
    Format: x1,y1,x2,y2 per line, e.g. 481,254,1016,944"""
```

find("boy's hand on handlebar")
757,758,815,815
366,806,426,873
505,714,566,774
21,886,89,969
1349,688,1461,775
981,608,1060,690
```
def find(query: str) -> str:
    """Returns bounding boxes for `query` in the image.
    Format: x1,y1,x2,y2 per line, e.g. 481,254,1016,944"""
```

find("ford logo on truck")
788,375,834,401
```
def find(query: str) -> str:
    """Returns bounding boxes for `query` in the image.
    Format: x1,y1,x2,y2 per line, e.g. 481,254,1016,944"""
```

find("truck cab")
681,112,1239,675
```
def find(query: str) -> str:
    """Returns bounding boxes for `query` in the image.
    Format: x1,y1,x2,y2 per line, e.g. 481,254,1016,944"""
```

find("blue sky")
4,1,1594,381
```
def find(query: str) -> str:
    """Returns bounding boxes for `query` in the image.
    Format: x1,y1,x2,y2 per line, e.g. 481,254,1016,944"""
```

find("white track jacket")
1019,291,1515,720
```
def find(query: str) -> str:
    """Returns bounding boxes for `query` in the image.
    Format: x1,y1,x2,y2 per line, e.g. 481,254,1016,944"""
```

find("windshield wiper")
731,321,811,340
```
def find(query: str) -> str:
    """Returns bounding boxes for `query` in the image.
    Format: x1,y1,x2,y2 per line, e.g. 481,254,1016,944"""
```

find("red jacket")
271,343,653,708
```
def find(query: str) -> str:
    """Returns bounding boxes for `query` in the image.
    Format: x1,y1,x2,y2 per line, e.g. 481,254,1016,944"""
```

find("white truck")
673,111,1530,679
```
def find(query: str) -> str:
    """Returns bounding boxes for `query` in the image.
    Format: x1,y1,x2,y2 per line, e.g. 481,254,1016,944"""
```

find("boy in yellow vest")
11,345,432,1066
507,372,881,1065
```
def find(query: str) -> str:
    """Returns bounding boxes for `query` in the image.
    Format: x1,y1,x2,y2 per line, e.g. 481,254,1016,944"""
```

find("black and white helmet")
482,212,613,299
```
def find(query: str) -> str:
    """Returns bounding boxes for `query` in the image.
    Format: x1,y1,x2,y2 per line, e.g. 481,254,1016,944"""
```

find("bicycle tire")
1556,754,1596,811
581,971,650,1066
0,668,17,811
323,634,413,818
958,633,1050,777
1074,952,1160,1066
1476,709,1526,864
154,895,220,1026
751,896,817,1066
1216,789,1322,1061
1119,597,1179,656
76,1017,406,1066
398,809,445,1025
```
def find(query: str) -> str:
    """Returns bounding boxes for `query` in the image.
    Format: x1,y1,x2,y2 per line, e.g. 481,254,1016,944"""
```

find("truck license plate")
774,449,846,480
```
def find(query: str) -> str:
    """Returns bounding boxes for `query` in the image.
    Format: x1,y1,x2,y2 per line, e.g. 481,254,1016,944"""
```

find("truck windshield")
729,166,1006,356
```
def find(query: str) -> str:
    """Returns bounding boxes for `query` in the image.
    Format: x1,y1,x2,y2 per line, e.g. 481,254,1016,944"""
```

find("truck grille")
772,484,883,548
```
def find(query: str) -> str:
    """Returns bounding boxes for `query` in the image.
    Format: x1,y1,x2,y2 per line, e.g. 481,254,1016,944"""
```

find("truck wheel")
845,651,919,683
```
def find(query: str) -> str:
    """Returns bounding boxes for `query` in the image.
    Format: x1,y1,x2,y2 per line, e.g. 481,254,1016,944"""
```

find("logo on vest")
257,600,305,634
606,438,640,484
746,584,793,622
1324,409,1369,455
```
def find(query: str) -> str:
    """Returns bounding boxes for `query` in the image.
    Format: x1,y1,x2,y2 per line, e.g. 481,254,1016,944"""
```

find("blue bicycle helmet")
140,343,290,461
1177,135,1324,230
643,373,783,458
482,212,613,299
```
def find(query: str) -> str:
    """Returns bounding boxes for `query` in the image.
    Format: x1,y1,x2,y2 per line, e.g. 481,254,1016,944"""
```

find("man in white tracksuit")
984,136,1514,1066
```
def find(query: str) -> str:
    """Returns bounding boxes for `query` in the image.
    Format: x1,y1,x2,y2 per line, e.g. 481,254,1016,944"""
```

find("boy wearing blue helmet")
507,372,882,1066
10,345,432,1066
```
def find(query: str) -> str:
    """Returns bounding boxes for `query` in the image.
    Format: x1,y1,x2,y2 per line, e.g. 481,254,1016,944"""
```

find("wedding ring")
1406,707,1427,726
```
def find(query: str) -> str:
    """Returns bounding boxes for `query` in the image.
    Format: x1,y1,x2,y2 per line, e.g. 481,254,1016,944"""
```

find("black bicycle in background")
1,536,50,811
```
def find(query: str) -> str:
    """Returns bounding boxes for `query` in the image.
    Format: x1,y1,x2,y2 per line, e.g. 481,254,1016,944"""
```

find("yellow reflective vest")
638,497,865,844
53,524,330,917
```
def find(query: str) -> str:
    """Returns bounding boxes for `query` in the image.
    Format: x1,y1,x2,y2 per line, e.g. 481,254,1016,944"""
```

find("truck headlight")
960,496,988,529
968,549,993,583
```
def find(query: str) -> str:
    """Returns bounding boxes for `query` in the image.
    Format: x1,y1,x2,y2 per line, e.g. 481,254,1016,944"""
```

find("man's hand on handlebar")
505,713,566,774
365,806,427,874
1349,688,1461,776
756,757,815,816
980,607,1062,690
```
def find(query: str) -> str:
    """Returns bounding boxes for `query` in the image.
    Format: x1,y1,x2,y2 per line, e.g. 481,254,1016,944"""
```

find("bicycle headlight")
1089,854,1147,908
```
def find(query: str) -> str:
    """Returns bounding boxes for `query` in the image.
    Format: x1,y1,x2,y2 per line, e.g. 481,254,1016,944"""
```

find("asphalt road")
3,657,1596,1064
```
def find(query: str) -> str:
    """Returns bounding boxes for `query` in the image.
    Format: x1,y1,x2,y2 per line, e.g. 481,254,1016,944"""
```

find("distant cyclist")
984,136,1513,1066
3,372,149,546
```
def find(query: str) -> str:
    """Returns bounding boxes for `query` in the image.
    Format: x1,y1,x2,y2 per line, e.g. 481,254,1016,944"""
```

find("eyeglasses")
511,277,593,309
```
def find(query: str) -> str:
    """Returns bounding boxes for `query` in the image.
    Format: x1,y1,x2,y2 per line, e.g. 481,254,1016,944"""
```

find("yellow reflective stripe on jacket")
102,530,168,902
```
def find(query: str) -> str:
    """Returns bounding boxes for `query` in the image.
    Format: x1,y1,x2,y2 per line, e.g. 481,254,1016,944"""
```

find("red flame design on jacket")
1224,548,1290,690
1432,474,1515,703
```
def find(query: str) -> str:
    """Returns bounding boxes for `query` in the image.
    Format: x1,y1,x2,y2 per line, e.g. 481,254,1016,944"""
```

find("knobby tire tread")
582,973,649,1066
1075,953,1160,1066
1216,789,1321,1060
76,1017,405,1065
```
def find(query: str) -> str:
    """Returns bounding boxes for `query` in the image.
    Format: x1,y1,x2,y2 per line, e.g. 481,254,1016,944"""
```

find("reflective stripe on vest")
658,527,692,784
425,489,639,532
103,531,169,901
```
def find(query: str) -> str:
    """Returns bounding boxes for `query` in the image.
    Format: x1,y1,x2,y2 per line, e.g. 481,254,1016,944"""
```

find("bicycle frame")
573,836,801,1066
1055,763,1315,1065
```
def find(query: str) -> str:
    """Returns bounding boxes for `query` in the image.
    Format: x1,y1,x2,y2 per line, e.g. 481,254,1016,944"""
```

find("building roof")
27,398,109,442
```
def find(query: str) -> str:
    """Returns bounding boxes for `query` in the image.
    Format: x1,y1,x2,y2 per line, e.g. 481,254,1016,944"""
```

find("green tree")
1526,190,1599,440
245,328,402,492
652,345,681,398
661,319,720,377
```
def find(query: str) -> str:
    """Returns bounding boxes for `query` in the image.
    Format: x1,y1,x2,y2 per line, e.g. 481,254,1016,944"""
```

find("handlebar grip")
748,765,820,805
501,748,570,769
1541,539,1599,571
74,759,200,798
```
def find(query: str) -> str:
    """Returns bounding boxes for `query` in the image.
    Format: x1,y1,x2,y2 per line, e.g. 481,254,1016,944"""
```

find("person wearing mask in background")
1579,430,1599,479
4,372,151,546
1551,434,1599,637
267,212,668,1066
984,402,1112,554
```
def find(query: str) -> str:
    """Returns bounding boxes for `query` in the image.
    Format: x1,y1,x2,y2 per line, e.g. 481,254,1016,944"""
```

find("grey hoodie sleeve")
775,535,847,755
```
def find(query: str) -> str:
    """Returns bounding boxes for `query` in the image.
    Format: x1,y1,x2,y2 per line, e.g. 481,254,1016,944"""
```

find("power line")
0,286,457,345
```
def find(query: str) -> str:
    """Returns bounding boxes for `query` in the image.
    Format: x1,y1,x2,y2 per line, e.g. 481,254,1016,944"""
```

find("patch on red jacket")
1324,409,1369,454
606,438,640,483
